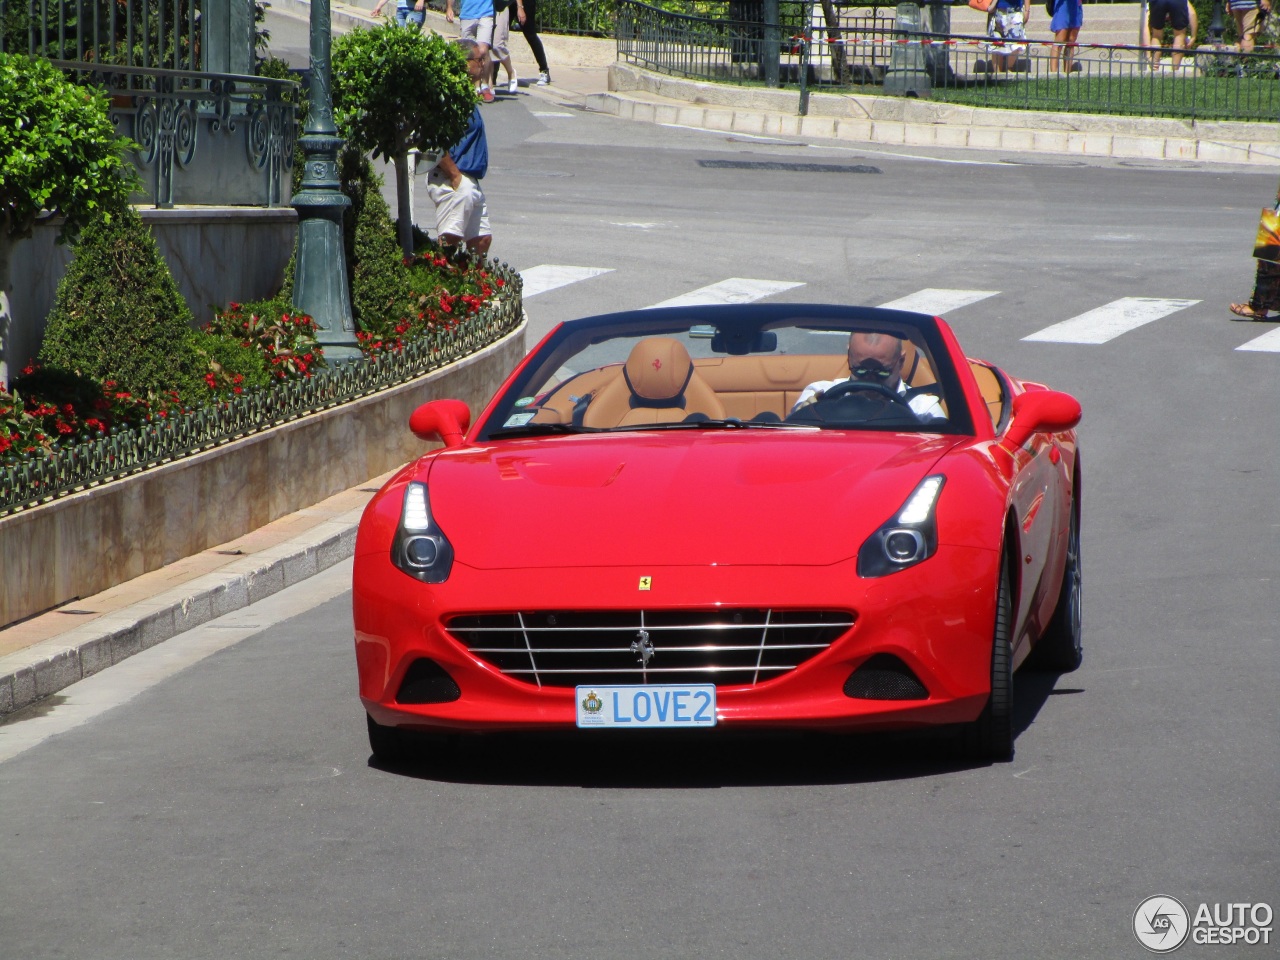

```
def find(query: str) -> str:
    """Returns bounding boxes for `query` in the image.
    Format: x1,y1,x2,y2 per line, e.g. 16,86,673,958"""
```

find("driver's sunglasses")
850,359,896,381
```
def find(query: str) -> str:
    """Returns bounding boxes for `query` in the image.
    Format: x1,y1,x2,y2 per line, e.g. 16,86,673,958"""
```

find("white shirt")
792,378,947,421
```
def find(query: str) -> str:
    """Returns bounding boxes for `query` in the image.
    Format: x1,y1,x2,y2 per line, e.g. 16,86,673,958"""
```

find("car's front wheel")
961,555,1015,763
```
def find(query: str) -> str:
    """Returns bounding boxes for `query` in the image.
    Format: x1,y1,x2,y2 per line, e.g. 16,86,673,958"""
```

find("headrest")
624,337,694,403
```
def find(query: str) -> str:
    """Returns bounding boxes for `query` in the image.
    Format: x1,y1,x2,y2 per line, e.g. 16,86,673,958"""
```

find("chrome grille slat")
447,609,854,689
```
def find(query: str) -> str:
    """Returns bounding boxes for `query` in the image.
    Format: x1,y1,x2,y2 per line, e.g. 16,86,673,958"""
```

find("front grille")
446,609,854,689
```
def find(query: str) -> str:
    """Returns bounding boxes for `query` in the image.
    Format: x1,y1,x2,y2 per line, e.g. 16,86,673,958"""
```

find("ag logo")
1134,895,1190,953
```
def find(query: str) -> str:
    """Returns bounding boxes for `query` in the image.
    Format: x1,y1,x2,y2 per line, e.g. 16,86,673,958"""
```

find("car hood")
424,431,961,569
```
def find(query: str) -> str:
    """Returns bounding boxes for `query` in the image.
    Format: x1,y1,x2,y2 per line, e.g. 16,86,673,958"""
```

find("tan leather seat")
581,337,726,428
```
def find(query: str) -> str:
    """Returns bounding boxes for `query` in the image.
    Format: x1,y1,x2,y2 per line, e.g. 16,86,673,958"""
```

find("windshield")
479,306,973,439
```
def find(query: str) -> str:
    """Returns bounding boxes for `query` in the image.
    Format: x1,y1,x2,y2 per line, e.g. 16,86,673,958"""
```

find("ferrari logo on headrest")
651,358,662,371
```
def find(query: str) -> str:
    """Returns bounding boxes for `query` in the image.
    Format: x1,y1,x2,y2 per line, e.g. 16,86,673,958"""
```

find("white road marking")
1235,326,1280,352
877,288,1000,314
646,278,804,309
1022,297,1201,344
519,265,613,299
531,111,575,118
607,221,664,229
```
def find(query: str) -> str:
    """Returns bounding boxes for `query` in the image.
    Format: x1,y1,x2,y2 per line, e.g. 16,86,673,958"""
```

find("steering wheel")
817,379,916,413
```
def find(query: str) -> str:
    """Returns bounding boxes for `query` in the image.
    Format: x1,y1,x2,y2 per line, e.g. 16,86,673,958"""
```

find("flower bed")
0,249,510,470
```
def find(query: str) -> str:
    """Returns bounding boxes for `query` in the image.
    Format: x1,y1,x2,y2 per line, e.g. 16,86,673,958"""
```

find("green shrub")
180,329,271,399
341,148,415,330
39,206,198,395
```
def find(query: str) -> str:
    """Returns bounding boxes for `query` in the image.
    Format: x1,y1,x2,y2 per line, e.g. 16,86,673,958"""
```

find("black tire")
961,556,1015,763
1030,500,1083,673
366,713,418,767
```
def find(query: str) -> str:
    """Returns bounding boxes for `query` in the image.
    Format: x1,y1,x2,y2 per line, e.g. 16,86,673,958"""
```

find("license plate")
575,684,717,729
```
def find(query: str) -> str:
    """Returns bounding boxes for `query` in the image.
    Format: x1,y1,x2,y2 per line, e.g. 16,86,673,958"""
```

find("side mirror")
1002,390,1081,451
409,399,471,448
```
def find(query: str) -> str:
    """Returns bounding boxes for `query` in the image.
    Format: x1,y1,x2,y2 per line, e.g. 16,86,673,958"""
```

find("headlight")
857,475,945,578
391,482,454,583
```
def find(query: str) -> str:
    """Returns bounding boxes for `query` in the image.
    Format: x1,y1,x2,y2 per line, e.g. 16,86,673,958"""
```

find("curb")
0,509,361,717
591,62,1280,166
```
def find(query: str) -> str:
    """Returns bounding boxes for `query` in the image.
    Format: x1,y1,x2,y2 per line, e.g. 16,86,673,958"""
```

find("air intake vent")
396,658,461,704
447,609,854,689
843,654,928,700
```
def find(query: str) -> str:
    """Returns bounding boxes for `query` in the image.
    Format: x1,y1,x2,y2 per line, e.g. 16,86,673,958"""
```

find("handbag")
968,0,995,11
1253,207,1280,262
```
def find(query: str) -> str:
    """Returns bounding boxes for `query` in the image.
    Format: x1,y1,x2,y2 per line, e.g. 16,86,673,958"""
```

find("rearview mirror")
409,399,471,447
1002,390,1081,451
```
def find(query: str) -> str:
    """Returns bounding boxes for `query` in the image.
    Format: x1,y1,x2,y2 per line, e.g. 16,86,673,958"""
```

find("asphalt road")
2,54,1278,960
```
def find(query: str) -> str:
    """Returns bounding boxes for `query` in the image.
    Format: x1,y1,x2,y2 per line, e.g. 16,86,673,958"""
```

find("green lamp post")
292,0,362,363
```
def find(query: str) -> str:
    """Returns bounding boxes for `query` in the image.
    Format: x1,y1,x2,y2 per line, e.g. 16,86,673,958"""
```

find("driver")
791,332,946,420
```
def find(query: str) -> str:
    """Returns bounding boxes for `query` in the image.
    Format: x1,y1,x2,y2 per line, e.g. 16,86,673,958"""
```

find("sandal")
1229,302,1273,321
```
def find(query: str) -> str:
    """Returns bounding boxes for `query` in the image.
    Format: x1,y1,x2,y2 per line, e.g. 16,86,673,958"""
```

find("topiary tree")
0,52,138,387
39,205,197,395
331,25,476,258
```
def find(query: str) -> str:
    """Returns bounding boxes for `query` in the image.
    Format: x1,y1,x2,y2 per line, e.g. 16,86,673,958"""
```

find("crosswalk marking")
1236,326,1280,352
519,265,613,299
518,269,1272,359
877,289,1000,314
1022,297,1201,344
646,278,804,309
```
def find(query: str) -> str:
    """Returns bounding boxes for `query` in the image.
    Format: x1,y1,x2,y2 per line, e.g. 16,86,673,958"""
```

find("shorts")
426,171,491,241
1050,0,1083,32
1233,4,1260,39
461,15,495,47
1148,0,1190,32
987,9,1027,54
395,7,425,29
490,6,511,58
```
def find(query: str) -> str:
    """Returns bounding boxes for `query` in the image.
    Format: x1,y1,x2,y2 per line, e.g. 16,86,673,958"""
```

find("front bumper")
354,546,1000,733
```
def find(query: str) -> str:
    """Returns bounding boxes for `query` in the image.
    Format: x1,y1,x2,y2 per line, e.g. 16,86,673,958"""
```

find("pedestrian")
986,0,1030,73
1147,0,1193,69
1048,0,1083,72
490,0,519,95
371,0,425,30
1229,179,1280,322
1228,0,1271,52
425,39,493,259
446,0,496,101
514,0,551,86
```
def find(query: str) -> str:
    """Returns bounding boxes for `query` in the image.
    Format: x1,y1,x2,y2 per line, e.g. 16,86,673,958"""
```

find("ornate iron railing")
0,266,524,517
2,0,301,207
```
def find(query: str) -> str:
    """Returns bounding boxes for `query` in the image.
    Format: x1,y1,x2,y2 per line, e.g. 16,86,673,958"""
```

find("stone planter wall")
0,322,526,629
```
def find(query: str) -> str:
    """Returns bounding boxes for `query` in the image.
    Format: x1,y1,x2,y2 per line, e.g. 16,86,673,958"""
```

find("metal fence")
0,265,524,517
1,0,301,207
616,0,1280,121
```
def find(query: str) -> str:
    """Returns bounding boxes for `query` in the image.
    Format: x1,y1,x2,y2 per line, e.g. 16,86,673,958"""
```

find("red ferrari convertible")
353,304,1082,764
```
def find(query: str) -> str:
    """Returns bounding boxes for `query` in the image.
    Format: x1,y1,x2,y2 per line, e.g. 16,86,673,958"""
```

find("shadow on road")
370,668,1081,788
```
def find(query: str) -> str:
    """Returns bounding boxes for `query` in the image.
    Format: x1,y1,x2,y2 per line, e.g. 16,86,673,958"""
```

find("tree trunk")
0,235,13,391
820,0,847,84
394,150,414,259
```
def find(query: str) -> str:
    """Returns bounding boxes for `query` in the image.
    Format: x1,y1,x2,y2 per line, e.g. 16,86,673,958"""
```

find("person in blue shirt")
446,0,497,100
425,40,493,258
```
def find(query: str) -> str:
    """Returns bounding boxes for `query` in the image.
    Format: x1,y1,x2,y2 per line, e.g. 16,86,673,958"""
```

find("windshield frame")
476,304,976,440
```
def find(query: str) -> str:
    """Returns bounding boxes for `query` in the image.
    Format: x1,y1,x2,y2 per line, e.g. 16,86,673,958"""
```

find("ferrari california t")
353,304,1083,764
